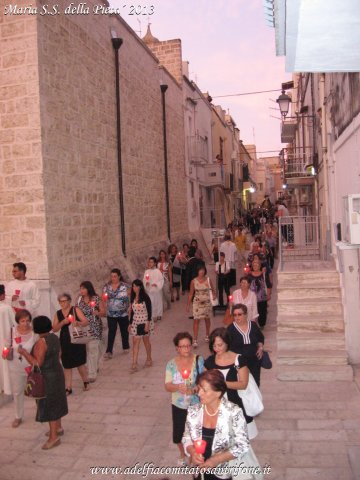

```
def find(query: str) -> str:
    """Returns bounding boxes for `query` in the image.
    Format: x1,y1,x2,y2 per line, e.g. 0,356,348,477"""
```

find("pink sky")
110,0,291,155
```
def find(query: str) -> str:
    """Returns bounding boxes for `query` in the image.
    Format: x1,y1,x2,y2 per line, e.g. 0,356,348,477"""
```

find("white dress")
143,268,164,318
5,279,40,317
232,289,259,322
0,302,16,394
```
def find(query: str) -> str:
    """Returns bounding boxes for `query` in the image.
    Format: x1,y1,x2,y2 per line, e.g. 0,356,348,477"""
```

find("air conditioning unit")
343,194,360,244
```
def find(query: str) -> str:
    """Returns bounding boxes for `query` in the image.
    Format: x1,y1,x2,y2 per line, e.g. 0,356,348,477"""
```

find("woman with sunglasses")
227,304,264,387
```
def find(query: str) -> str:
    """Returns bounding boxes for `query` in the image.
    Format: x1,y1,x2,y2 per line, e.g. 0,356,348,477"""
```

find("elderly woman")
165,332,204,467
182,370,262,480
77,281,106,383
187,265,216,348
248,257,272,328
205,328,258,440
19,316,68,450
4,309,37,428
227,304,264,387
52,293,90,395
231,276,258,324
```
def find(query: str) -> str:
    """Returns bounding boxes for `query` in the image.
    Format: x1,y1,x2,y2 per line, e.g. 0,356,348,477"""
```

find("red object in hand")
102,292,108,301
181,369,191,380
228,295,233,302
89,301,96,308
2,346,10,358
194,439,207,455
15,336,22,344
68,314,74,323
15,289,21,295
145,274,150,281
25,365,32,374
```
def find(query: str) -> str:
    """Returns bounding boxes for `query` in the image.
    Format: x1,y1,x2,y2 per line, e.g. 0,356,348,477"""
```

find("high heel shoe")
42,437,61,450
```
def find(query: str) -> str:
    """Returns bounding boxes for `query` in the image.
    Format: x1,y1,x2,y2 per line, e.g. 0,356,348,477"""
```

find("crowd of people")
0,217,279,477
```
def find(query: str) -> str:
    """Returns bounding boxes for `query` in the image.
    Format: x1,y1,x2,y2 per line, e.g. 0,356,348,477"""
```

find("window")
190,181,194,198
259,183,263,191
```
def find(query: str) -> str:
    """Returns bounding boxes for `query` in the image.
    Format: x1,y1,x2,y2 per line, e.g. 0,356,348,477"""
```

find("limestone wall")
0,10,48,281
0,2,189,313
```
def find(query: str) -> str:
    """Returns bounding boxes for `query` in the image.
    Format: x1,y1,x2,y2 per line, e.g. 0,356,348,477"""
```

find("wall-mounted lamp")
276,89,292,119
249,186,256,194
282,183,287,189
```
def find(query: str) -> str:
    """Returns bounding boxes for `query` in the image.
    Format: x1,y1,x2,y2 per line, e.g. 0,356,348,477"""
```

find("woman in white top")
231,276,258,323
3,309,37,428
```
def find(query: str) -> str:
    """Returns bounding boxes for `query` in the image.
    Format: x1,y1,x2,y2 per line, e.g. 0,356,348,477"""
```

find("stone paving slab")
1,260,360,480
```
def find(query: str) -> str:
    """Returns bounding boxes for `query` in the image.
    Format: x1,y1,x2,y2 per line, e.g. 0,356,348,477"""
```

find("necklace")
204,404,220,417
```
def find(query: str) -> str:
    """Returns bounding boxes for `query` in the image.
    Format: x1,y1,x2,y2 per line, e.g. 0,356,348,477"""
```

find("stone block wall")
0,9,48,281
145,38,183,85
0,1,189,313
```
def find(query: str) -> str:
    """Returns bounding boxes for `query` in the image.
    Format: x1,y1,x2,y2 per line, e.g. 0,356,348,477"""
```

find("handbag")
24,364,46,399
261,350,272,369
207,278,219,307
69,307,94,344
235,356,264,417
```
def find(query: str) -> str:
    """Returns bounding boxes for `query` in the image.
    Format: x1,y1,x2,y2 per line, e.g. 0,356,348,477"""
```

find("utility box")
343,194,360,244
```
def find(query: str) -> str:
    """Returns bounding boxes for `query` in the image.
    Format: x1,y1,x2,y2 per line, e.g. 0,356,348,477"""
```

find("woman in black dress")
52,293,90,394
19,316,68,450
227,303,265,387
204,327,258,439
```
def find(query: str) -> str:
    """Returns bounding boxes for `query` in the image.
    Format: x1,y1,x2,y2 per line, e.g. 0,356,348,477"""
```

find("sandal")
12,418,22,428
144,360,153,367
130,364,138,373
204,336,209,343
193,340,198,348
65,388,72,396
46,428,64,437
42,438,61,450
83,382,90,391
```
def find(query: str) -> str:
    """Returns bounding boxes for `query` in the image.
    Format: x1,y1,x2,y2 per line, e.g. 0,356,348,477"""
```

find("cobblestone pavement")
1,264,359,480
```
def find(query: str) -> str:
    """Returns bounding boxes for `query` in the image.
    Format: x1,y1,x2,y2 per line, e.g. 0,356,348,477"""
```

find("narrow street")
0,261,359,480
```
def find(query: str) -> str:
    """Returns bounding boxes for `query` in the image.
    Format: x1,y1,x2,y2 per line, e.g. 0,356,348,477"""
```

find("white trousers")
8,367,27,420
86,339,102,379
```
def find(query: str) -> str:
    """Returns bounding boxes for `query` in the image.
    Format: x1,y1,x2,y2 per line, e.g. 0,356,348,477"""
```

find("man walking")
6,263,40,316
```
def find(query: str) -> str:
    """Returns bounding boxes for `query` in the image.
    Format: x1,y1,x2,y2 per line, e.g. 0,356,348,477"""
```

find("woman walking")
168,244,181,302
248,256,272,328
128,279,153,373
158,250,172,310
52,293,90,394
187,266,216,348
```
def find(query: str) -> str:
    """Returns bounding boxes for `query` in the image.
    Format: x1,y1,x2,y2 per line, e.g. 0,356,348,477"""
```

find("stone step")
277,271,339,287
277,349,349,366
277,365,353,382
278,332,346,350
277,315,344,333
278,298,343,316
277,286,341,300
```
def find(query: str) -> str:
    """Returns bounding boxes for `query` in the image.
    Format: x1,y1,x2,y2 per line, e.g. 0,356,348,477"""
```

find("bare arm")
187,280,195,310
19,338,47,367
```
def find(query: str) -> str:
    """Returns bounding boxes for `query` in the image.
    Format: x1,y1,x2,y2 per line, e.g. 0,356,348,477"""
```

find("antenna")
136,19,142,37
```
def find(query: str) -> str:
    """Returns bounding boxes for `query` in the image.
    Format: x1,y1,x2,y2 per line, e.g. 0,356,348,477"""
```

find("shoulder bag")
235,356,264,417
69,306,94,344
24,363,46,399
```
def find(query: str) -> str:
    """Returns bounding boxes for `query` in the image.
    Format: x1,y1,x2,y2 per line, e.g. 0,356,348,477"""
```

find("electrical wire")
194,88,282,101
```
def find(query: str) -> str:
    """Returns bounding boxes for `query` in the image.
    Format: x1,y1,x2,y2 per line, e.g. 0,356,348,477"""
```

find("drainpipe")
111,36,126,256
319,73,330,258
160,83,171,242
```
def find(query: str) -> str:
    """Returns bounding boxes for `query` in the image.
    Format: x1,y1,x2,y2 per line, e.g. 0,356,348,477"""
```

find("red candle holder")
102,292,108,301
145,274,150,281
228,295,233,302
68,314,75,323
25,365,32,374
15,289,21,295
89,301,96,309
194,439,207,455
15,336,22,344
2,346,10,359
181,369,191,380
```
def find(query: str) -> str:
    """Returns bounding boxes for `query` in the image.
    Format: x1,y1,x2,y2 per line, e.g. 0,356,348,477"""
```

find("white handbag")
207,277,219,306
228,445,264,479
235,356,264,417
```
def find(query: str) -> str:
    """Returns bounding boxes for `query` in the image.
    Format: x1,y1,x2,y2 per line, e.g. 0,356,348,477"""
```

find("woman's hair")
239,276,251,285
80,281,97,297
196,370,227,398
188,246,196,257
111,268,121,279
158,249,168,261
168,244,177,254
33,315,52,334
190,239,198,247
148,256,157,264
15,309,32,324
173,331,193,347
232,303,248,315
208,327,230,353
130,279,147,303
196,264,207,276
57,292,71,302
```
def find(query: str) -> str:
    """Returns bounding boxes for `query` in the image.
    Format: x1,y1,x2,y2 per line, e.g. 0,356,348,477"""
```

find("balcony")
197,163,224,187
280,148,315,179
188,135,208,164
281,118,297,143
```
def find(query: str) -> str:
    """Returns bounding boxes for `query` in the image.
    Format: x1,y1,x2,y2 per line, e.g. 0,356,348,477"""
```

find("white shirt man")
6,262,40,317
143,257,164,320
0,285,16,394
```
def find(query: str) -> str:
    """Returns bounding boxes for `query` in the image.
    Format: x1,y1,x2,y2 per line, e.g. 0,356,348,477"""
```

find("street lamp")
160,81,171,242
249,186,255,194
276,90,292,119
111,30,126,257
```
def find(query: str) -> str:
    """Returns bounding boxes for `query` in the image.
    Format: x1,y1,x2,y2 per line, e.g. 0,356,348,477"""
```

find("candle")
194,439,207,455
145,274,150,281
15,289,21,295
2,346,10,358
181,369,191,380
15,336,22,344
89,301,96,308
102,292,108,301
68,314,74,323
25,365,32,374
228,295,233,303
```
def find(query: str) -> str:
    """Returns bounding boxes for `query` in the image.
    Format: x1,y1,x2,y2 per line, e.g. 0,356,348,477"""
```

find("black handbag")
261,350,272,369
